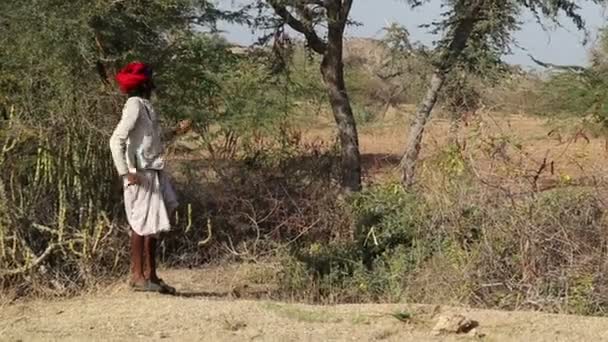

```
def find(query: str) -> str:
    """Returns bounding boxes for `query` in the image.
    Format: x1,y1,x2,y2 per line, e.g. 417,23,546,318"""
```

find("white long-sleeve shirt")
110,97,165,176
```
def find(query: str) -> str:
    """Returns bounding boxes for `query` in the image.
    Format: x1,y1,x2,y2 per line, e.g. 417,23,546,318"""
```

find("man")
110,62,190,294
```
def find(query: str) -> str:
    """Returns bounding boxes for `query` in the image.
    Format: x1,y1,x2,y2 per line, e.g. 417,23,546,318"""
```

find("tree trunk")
400,6,480,187
321,5,361,192
268,0,360,191
321,44,362,192
400,71,446,186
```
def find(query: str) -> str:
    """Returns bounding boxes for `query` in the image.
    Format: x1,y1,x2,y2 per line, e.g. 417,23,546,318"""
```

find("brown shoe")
156,278,177,295
130,280,165,293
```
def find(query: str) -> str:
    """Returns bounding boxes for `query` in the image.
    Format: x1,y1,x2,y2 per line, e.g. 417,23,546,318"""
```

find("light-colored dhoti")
123,170,178,236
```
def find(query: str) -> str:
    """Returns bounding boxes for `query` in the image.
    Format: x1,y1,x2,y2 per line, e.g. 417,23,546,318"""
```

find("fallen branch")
0,241,67,277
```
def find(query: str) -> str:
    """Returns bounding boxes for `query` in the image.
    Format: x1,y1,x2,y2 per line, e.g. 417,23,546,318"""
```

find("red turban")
115,62,152,94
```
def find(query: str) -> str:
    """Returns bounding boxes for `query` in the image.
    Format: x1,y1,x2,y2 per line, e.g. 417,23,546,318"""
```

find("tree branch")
0,241,68,277
298,0,325,6
269,1,327,54
528,54,586,73
340,0,353,25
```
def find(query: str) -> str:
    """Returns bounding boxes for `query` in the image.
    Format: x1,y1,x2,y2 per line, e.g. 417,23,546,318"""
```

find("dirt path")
2,268,608,342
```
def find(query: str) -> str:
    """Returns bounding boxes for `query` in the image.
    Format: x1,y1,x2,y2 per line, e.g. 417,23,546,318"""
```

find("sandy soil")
2,268,608,342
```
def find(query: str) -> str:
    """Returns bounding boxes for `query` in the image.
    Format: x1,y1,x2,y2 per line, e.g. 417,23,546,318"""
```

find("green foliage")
280,184,433,302
426,1,517,71
350,184,421,266
441,70,482,115
434,144,469,178
287,47,327,104
538,72,596,117
159,34,235,123
534,25,608,125
376,26,433,106
428,0,601,69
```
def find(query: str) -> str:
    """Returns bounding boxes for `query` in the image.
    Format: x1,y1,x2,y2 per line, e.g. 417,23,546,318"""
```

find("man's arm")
162,119,192,142
109,99,140,177
162,126,177,142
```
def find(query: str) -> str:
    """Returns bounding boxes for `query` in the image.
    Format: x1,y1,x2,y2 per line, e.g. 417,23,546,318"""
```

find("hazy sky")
217,1,607,68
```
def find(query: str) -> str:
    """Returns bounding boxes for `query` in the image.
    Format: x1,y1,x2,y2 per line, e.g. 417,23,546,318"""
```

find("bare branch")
528,54,586,73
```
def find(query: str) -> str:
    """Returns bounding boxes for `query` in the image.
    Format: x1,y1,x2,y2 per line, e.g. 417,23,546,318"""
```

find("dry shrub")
0,107,127,297
401,109,608,315
276,146,608,315
404,186,608,315
159,132,352,267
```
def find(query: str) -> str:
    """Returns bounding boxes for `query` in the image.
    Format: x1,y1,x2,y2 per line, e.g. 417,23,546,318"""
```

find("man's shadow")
170,290,231,298
169,287,272,299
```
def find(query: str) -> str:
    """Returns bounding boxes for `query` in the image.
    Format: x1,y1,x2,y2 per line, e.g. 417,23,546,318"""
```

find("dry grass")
303,106,608,190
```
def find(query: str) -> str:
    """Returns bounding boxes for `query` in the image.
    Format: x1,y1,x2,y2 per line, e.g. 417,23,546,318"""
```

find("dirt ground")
2,267,608,342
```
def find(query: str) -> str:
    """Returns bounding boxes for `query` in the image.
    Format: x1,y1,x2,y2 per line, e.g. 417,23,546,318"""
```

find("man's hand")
175,119,193,135
125,172,141,186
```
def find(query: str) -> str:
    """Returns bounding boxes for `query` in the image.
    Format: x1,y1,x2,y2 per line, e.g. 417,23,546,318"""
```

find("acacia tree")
400,0,603,187
257,0,362,192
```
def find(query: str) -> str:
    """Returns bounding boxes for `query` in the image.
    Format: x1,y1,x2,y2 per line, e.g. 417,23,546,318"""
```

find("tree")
535,25,608,141
400,0,602,187
256,0,362,192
